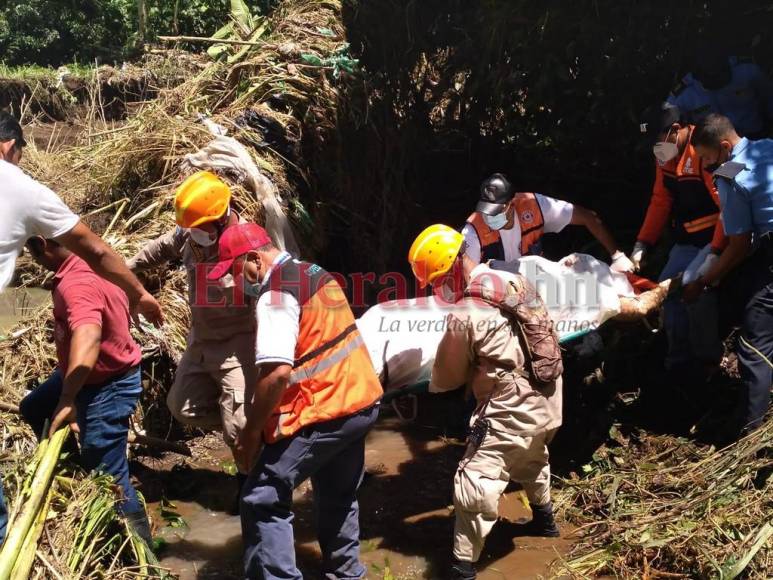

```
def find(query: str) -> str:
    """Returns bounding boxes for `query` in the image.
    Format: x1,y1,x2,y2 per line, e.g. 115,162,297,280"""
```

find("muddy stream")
136,411,574,579
0,288,50,335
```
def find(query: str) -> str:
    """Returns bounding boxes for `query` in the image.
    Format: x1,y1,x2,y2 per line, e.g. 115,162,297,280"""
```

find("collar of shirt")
53,253,82,286
261,251,292,290
731,137,750,160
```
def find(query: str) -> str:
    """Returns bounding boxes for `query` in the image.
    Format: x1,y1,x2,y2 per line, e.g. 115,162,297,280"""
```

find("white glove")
696,252,719,282
631,241,648,272
610,251,635,273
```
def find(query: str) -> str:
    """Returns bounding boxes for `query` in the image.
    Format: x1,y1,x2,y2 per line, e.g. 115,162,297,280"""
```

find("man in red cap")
208,223,382,580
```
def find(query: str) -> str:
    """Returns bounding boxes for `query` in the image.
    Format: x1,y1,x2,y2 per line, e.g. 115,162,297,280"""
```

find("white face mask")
653,127,679,163
189,227,217,247
483,211,508,230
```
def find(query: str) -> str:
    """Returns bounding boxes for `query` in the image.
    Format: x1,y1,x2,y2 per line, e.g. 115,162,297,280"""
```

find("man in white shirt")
463,173,634,272
0,112,163,545
0,112,162,324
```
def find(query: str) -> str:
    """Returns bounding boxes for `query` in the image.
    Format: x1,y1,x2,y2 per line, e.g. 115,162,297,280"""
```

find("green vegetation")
0,0,230,66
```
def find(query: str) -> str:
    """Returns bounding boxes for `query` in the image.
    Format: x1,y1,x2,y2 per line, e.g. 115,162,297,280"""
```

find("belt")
84,364,140,389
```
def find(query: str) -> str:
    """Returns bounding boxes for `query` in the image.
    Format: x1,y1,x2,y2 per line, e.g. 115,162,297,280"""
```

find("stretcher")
365,261,667,415
380,331,587,407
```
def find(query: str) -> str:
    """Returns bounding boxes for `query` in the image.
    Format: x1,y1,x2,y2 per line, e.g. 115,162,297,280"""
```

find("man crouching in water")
408,225,563,580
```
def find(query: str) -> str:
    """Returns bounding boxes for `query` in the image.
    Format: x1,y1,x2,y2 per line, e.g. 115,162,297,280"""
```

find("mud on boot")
125,509,154,547
450,557,477,580
510,501,560,538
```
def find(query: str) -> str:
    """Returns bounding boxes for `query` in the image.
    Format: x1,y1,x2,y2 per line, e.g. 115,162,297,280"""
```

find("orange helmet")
174,171,232,229
408,224,464,288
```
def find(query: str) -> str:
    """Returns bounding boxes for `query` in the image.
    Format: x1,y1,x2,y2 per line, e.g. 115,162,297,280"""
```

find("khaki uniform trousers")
166,333,257,451
452,426,557,562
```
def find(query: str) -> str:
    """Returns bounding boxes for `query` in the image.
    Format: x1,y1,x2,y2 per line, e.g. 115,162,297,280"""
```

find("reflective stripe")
290,333,365,384
295,323,357,367
684,213,719,233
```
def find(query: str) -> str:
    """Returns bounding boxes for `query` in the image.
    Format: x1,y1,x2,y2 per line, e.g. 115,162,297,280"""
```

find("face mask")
241,275,262,298
705,147,728,173
432,260,465,304
653,141,679,163
483,211,508,230
189,227,216,247
237,256,265,298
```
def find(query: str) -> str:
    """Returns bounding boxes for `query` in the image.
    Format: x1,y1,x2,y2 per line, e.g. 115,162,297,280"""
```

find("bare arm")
49,324,101,436
702,233,752,286
570,205,620,257
682,233,752,303
56,222,163,326
235,362,292,471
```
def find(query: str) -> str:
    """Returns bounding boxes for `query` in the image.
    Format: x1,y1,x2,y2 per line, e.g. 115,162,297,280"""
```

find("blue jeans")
241,404,379,580
659,244,722,370
19,367,144,515
0,477,6,545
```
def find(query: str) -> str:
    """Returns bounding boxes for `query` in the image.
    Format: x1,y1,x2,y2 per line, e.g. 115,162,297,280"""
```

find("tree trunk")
173,0,180,35
137,0,148,47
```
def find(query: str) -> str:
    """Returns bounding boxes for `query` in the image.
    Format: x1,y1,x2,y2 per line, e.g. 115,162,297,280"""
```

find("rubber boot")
450,558,477,580
526,502,560,537
229,473,248,516
125,509,153,547
510,502,560,537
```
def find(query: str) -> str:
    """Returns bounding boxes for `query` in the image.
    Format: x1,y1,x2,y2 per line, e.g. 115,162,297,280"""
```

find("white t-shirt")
0,160,80,290
254,252,301,366
462,193,574,264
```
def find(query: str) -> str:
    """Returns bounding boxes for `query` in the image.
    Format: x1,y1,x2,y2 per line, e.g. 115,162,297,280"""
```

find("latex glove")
631,241,648,272
610,251,635,273
696,252,719,281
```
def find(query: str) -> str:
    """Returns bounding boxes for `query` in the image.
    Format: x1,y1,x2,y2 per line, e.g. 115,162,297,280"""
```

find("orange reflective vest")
466,192,545,261
257,259,382,443
638,126,726,250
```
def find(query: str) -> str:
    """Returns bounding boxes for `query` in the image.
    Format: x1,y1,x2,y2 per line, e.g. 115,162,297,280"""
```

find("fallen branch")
128,432,191,457
157,35,266,47
0,402,20,414
0,427,69,580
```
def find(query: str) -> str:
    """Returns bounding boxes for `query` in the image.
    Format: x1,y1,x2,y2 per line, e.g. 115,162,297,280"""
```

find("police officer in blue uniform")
668,55,773,138
686,113,773,438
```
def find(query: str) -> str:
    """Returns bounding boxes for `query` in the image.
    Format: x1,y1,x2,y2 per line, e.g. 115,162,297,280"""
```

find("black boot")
450,558,476,580
510,502,560,537
229,473,247,516
125,509,153,547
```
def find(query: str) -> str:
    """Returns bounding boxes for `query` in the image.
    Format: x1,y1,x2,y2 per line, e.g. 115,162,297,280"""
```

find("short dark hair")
25,237,60,255
0,111,26,148
693,113,737,149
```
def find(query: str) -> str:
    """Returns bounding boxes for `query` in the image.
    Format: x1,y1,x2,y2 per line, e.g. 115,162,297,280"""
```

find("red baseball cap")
207,223,272,280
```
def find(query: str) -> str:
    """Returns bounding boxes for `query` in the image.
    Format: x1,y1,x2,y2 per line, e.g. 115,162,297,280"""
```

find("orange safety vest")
466,192,545,261
257,258,382,443
639,126,723,248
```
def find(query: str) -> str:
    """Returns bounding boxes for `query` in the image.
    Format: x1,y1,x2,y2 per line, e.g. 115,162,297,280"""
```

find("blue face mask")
237,256,265,298
241,275,262,298
483,211,508,230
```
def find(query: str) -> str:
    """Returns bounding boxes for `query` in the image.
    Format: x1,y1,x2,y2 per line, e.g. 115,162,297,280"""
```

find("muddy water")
0,288,49,333
145,415,572,579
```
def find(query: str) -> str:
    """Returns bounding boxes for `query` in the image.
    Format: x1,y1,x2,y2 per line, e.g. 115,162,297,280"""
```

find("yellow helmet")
174,171,232,229
408,224,464,288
